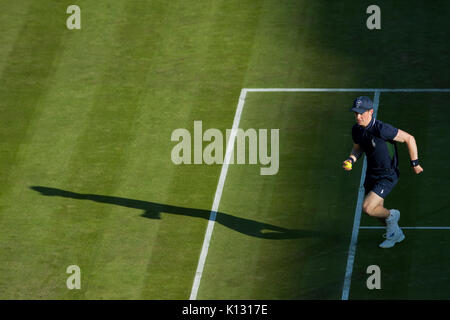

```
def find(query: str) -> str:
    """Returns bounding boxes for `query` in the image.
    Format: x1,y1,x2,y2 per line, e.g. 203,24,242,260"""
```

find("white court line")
245,88,450,92
341,90,381,300
360,226,450,230
189,88,248,300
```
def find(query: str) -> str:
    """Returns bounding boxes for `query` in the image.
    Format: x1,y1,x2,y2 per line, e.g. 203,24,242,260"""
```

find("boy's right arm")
342,144,362,171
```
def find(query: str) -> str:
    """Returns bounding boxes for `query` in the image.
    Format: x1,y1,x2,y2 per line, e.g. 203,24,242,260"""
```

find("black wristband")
347,157,355,164
410,159,419,167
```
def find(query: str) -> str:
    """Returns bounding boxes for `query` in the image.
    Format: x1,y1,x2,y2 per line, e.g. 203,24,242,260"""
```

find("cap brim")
350,107,367,114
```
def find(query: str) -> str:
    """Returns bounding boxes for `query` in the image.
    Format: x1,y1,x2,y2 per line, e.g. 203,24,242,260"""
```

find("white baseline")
245,88,450,92
360,226,450,230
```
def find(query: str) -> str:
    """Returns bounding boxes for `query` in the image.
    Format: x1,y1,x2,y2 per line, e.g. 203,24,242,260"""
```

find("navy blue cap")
350,96,373,114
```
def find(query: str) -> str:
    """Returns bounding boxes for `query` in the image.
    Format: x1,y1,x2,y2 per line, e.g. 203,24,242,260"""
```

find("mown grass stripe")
0,1,67,194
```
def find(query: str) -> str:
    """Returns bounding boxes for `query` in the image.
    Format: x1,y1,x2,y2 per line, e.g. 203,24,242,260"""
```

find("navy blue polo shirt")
352,117,399,174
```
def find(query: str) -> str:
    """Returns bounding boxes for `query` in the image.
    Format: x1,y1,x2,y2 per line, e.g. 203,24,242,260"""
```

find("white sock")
386,210,394,222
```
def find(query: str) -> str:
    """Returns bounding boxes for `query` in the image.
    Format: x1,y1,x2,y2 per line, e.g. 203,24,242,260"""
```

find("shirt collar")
364,117,375,130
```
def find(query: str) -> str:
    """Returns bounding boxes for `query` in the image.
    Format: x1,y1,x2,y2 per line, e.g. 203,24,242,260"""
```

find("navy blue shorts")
364,169,399,199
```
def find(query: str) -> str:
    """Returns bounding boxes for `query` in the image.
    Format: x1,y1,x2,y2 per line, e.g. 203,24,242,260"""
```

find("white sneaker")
379,226,405,248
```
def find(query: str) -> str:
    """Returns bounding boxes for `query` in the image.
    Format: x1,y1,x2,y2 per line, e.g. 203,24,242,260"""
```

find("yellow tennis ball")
344,161,352,169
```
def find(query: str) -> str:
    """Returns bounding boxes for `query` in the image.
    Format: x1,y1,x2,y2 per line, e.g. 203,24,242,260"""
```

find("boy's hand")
413,165,423,174
342,159,353,171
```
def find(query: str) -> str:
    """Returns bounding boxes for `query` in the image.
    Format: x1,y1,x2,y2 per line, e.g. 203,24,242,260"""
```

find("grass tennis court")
0,0,449,299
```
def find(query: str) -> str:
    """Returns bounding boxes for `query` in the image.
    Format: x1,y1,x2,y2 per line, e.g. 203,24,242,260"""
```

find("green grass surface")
0,0,448,299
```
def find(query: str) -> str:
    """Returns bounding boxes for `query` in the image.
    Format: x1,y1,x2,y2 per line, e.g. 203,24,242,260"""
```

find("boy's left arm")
393,129,424,174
